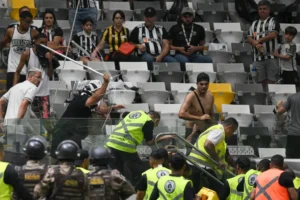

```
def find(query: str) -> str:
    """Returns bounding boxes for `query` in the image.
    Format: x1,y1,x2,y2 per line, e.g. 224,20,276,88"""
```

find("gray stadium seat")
170,83,194,104
133,2,164,21
118,103,150,113
49,81,69,104
88,61,119,81
156,21,176,31
194,22,214,43
222,104,253,128
107,81,136,105
153,62,184,91
254,105,276,135
138,82,170,109
154,104,184,129
120,62,150,84
36,0,69,20
268,84,296,105
231,43,253,72
196,3,227,29
186,63,216,83
236,84,266,113
103,2,133,21
240,127,271,156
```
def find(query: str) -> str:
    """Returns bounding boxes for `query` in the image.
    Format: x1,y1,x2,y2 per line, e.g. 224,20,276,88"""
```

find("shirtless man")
178,72,215,144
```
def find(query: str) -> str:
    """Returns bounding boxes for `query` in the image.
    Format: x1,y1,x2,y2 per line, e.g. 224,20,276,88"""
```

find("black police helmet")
90,147,111,166
55,140,80,160
23,139,46,160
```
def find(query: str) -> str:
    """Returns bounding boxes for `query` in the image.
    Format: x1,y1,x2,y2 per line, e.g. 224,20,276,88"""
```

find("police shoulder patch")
164,180,175,193
90,177,104,185
248,174,258,186
156,170,169,179
129,112,142,119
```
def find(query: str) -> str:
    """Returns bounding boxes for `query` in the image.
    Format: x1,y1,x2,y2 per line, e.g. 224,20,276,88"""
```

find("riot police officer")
87,147,135,200
34,140,87,199
13,136,48,200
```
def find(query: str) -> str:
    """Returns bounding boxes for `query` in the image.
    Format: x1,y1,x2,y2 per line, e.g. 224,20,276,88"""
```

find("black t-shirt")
38,27,64,42
149,175,194,200
4,163,33,200
168,23,205,48
136,174,148,191
62,95,91,118
219,179,230,200
142,120,154,142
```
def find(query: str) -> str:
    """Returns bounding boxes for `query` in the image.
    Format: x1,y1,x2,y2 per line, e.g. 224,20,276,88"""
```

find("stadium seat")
196,3,227,29
57,20,71,43
88,61,119,81
103,2,133,21
240,127,271,156
153,62,184,91
207,49,232,72
208,83,235,113
133,2,164,21
138,82,170,109
9,0,37,21
118,103,150,113
154,104,184,129
36,0,68,20
194,22,214,43
49,81,69,104
156,21,176,31
231,43,253,72
222,104,253,128
119,62,150,84
258,148,285,158
123,21,144,33
107,89,136,105
271,4,286,17
52,103,68,119
186,63,216,83
254,105,276,135
216,63,247,90
96,21,112,35
166,1,193,11
236,84,266,113
214,23,243,52
268,84,296,105
280,24,300,43
170,83,195,104
57,61,86,89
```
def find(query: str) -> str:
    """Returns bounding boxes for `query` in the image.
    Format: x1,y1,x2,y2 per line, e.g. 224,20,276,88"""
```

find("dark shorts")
286,135,300,158
32,96,50,118
6,72,26,91
185,128,201,145
282,70,299,85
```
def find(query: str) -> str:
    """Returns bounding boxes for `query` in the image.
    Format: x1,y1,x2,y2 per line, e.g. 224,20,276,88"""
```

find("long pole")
40,44,105,77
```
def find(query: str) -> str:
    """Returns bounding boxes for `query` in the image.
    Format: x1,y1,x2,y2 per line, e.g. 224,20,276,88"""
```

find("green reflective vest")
294,177,300,189
0,162,13,200
188,124,227,179
227,174,245,200
157,175,191,200
142,166,171,200
243,169,260,200
106,110,152,153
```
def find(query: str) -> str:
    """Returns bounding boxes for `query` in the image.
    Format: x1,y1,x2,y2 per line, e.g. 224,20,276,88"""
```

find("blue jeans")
174,53,212,63
140,52,177,62
69,7,98,36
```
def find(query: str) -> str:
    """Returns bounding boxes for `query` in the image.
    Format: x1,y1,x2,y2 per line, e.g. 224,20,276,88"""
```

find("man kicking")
178,72,215,144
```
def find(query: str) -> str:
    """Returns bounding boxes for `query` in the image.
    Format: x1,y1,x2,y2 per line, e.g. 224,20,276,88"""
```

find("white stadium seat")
268,84,296,105
254,105,276,135
170,83,194,104
186,63,216,83
154,104,184,129
88,61,119,81
120,62,150,84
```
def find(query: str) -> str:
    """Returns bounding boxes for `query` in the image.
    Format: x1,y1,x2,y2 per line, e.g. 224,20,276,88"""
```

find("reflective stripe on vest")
106,111,150,153
157,175,191,200
294,177,300,189
142,166,171,200
243,169,260,200
0,162,13,200
188,124,226,179
256,176,278,200
227,174,245,200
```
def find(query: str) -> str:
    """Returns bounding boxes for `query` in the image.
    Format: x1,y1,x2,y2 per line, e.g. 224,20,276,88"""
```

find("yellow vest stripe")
107,139,137,149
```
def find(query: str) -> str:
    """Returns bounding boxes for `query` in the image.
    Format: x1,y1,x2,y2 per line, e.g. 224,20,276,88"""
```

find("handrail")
155,132,236,177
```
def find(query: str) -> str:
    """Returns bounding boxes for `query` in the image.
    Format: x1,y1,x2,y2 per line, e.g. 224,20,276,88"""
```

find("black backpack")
235,0,258,23
165,0,188,21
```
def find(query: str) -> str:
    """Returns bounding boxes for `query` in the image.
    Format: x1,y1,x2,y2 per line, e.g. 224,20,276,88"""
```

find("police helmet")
81,80,102,96
90,147,111,166
55,140,80,160
23,136,48,160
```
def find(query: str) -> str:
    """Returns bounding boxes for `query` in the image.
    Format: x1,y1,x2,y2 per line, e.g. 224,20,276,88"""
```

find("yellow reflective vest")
243,169,260,200
227,174,245,200
142,166,171,200
157,175,191,200
188,124,227,179
294,177,300,189
106,110,152,153
0,162,13,200
76,167,90,174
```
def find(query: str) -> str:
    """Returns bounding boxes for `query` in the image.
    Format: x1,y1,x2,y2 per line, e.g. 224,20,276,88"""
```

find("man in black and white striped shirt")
68,0,98,36
248,0,280,89
130,7,177,64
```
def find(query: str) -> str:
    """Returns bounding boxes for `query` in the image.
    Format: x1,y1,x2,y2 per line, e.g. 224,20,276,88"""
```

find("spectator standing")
0,11,39,90
273,26,299,85
277,92,300,158
91,10,140,69
0,69,41,148
169,7,212,64
130,7,177,64
68,0,98,36
7,6,38,30
13,33,53,119
247,0,280,90
73,17,100,65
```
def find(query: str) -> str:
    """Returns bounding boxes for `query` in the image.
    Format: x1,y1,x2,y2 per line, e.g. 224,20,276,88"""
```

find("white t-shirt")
206,127,224,145
2,80,37,121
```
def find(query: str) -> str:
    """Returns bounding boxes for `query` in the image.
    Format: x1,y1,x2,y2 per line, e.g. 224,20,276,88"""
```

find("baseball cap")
181,7,194,15
144,7,156,17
